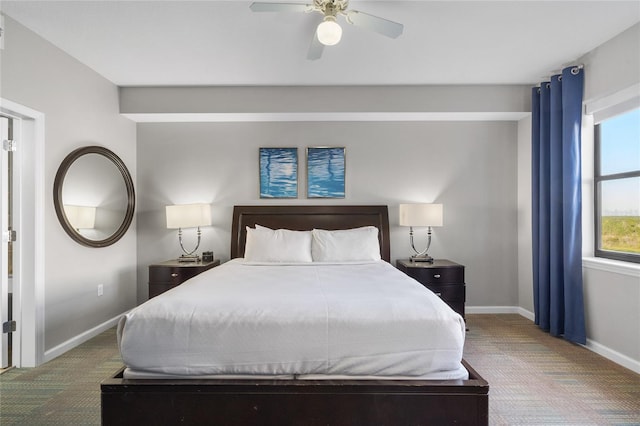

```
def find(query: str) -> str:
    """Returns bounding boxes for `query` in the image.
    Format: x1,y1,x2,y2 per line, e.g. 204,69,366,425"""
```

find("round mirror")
54,146,135,248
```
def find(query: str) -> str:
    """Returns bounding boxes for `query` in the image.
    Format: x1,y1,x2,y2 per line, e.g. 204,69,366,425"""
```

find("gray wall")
0,16,138,356
137,121,519,308
120,85,531,116
517,115,534,314
582,23,640,105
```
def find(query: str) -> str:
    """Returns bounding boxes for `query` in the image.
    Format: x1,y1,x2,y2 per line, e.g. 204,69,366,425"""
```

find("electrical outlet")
97,284,104,297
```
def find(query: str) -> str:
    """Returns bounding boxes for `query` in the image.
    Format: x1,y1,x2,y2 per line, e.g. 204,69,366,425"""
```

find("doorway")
1,114,14,371
0,98,45,368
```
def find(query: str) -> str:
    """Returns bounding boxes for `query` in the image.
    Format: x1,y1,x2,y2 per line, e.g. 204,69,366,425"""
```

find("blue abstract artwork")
260,148,298,198
307,147,345,198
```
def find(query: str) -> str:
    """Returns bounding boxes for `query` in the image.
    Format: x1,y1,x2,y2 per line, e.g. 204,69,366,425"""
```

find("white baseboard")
467,306,639,374
43,312,126,363
466,306,534,320
517,307,535,321
586,339,640,374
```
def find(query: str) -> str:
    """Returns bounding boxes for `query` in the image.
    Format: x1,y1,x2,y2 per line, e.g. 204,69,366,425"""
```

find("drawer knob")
434,274,441,279
171,273,179,277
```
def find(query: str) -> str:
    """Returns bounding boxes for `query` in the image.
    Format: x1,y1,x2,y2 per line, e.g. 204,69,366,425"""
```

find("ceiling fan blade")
307,32,324,60
250,2,313,13
345,10,404,39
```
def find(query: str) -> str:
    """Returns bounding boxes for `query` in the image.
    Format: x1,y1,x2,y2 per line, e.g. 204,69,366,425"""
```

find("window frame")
593,116,640,264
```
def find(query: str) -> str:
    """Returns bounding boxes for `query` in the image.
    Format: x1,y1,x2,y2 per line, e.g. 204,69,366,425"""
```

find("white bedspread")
118,259,466,379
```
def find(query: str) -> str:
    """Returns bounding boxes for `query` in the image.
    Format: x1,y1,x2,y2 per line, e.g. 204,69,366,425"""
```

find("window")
594,108,640,263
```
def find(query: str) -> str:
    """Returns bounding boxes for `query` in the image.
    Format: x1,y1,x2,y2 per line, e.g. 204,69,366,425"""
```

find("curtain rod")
534,64,585,86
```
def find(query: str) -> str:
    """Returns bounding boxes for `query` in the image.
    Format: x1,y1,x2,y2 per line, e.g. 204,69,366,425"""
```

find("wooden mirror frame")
53,146,135,248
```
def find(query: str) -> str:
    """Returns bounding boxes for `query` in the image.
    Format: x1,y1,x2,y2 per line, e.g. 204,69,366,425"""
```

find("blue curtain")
531,66,586,345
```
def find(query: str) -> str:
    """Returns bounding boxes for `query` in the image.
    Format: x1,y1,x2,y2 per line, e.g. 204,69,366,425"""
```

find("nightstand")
396,259,466,319
148,259,220,299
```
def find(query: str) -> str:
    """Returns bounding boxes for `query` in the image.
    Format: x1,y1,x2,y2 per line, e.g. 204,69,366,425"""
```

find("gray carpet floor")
1,314,639,425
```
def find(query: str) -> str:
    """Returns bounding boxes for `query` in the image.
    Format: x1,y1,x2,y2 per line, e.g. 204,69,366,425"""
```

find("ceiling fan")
249,0,404,60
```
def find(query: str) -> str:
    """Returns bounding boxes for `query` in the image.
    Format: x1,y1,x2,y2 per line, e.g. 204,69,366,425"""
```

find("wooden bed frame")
102,205,489,425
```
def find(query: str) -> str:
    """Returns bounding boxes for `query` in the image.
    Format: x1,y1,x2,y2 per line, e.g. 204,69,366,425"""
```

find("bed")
102,205,488,425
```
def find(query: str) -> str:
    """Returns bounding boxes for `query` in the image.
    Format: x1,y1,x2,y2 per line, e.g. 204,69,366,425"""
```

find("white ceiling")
2,1,639,87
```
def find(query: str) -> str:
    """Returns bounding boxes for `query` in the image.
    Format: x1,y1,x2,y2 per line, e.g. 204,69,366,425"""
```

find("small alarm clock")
202,251,214,262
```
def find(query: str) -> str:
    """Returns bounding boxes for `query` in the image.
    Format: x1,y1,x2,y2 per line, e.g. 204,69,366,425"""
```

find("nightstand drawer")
148,260,220,299
396,259,466,319
403,266,464,285
148,283,176,299
425,284,465,302
149,266,203,285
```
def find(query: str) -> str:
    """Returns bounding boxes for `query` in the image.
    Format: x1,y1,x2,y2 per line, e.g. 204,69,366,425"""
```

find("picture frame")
307,147,345,199
259,147,298,198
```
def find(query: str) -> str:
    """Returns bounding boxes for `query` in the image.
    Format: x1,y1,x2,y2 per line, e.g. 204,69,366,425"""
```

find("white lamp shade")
64,205,96,229
166,203,212,229
316,17,342,46
399,204,443,227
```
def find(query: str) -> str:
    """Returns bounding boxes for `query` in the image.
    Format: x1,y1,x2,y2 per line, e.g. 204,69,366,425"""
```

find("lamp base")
410,254,434,263
178,254,200,263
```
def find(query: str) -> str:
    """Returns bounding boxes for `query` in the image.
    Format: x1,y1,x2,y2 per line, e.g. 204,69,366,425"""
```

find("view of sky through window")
599,108,640,217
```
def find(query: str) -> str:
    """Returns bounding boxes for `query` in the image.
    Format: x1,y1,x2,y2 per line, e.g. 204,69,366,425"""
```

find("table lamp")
166,203,211,262
399,203,443,262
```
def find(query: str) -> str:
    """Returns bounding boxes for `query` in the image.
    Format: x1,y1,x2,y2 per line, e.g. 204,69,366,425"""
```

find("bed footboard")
101,360,488,425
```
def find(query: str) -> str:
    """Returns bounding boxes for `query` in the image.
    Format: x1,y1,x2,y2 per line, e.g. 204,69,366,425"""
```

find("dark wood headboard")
231,205,390,262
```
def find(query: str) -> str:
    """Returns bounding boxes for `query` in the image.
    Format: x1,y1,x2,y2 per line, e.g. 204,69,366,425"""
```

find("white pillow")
244,226,312,263
311,226,381,262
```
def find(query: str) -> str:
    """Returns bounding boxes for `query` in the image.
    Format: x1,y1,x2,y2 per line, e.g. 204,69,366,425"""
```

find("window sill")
583,257,640,278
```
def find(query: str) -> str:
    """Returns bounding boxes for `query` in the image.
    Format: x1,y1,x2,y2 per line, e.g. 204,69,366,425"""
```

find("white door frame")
0,98,45,367
0,115,9,368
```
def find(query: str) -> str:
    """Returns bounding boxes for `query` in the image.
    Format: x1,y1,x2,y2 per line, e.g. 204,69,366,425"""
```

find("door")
0,115,14,369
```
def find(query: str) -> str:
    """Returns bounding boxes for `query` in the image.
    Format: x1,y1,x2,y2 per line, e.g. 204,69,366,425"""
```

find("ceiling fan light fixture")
316,16,342,46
